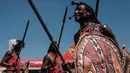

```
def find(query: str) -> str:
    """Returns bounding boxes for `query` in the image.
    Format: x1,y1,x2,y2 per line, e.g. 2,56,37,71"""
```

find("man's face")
74,5,91,22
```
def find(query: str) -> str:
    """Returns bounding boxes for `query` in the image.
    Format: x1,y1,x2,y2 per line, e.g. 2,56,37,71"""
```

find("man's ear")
87,12,91,15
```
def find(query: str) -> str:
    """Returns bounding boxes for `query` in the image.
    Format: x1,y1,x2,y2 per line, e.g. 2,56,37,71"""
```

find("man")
71,1,123,73
42,1,122,73
0,39,24,73
41,41,58,73
19,61,30,73
41,41,76,73
73,1,118,45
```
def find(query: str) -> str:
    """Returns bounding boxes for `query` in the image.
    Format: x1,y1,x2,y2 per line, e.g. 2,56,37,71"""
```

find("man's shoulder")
99,24,109,28
5,50,13,55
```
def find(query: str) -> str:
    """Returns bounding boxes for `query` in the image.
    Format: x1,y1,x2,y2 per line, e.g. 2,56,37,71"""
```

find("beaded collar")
79,22,100,35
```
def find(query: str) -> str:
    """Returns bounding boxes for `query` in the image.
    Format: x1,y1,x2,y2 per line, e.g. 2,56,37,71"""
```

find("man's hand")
11,62,18,67
62,62,72,73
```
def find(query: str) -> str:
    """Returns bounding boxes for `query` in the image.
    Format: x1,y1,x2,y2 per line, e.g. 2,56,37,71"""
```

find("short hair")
75,2,100,23
77,2,95,20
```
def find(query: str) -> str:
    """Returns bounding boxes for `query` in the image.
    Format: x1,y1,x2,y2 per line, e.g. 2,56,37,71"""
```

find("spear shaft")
14,20,30,71
95,0,100,18
58,6,68,48
22,20,30,42
28,0,65,63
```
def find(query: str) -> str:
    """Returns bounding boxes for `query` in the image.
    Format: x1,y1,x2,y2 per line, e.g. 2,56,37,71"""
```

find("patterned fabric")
74,23,100,45
120,46,130,73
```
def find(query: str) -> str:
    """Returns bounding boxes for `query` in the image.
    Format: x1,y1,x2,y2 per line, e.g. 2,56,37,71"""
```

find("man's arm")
0,51,13,66
100,24,118,45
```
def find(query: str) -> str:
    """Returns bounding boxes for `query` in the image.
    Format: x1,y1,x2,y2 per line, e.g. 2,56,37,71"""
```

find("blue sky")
0,0,130,60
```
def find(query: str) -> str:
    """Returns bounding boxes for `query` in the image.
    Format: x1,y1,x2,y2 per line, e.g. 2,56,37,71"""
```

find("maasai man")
0,39,24,73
